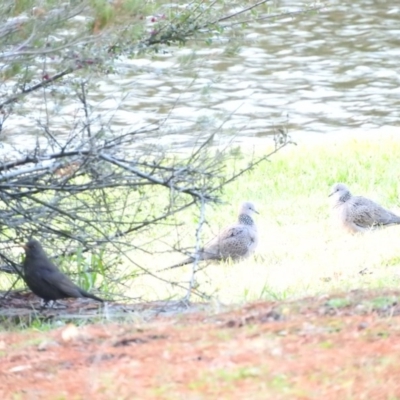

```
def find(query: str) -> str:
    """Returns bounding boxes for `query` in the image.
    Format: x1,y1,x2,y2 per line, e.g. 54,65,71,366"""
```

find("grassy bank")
136,133,400,303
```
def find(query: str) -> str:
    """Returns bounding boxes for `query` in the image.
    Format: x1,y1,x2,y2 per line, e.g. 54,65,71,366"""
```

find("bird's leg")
39,299,48,309
48,300,57,309
48,300,66,309
39,299,57,309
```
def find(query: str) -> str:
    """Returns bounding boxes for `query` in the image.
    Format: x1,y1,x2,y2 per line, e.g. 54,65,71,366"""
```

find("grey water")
2,0,400,153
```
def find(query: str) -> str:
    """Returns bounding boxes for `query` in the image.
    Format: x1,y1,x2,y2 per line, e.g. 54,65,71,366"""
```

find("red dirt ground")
2,289,400,399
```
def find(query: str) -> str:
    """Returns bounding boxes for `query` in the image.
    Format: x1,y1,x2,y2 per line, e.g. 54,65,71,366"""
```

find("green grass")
133,132,400,303
5,133,400,311
325,298,352,309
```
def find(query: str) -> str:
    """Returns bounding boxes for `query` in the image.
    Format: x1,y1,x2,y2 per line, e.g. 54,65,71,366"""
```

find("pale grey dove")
161,201,259,271
329,183,400,233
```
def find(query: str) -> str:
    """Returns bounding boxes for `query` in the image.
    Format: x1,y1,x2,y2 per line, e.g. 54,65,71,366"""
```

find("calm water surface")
3,0,400,151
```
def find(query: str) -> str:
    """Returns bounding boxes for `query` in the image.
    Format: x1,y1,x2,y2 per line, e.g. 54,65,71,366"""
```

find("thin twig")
183,196,207,302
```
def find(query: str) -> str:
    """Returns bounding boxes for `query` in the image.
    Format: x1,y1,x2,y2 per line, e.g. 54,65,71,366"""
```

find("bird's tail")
81,290,104,303
380,214,400,226
155,257,194,273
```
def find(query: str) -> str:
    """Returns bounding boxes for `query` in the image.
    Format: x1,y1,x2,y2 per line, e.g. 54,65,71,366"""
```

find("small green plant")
325,298,352,309
367,296,398,310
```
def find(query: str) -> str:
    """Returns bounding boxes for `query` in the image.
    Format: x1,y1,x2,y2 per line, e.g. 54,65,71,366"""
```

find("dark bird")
22,239,104,306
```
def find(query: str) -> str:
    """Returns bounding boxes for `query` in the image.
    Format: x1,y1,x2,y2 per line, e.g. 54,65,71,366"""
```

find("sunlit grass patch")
132,133,400,303
5,133,400,305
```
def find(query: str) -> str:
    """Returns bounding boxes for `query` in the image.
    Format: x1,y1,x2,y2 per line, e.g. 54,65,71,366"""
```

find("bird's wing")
212,224,251,241
351,197,400,227
40,268,82,297
157,224,256,271
203,225,245,248
202,224,254,259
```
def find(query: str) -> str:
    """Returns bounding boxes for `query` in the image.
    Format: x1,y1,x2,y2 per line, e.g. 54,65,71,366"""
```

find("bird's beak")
328,191,335,197
22,244,27,251
255,210,260,214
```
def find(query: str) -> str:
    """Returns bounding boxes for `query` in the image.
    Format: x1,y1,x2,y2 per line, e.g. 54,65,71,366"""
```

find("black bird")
22,239,104,306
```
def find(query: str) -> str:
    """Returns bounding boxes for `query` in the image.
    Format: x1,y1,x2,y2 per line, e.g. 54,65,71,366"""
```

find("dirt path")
2,289,400,399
